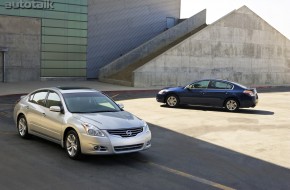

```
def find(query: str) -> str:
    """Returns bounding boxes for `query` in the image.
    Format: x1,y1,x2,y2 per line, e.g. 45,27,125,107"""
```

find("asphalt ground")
0,87,290,190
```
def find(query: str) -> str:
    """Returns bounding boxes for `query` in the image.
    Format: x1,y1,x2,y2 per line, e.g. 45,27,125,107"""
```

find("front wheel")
65,130,82,160
225,99,239,112
165,94,179,108
17,115,29,139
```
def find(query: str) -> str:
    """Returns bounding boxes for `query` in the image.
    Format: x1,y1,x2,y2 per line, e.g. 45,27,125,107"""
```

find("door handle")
42,113,46,117
25,106,29,109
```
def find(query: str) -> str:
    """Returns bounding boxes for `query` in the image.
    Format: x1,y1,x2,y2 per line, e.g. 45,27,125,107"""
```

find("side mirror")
185,85,192,90
50,106,61,112
118,103,124,109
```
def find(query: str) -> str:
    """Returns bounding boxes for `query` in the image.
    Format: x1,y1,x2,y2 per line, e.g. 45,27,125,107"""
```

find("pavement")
0,80,159,96
0,80,290,189
1,80,290,96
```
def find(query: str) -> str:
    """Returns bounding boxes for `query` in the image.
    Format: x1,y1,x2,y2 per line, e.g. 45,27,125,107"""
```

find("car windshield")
63,92,121,113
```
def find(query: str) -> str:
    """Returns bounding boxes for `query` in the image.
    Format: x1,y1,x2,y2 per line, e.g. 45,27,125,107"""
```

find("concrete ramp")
99,9,207,86
133,6,290,87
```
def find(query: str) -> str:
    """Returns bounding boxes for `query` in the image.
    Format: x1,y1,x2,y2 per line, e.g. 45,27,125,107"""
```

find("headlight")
142,121,150,132
158,90,168,94
82,123,105,137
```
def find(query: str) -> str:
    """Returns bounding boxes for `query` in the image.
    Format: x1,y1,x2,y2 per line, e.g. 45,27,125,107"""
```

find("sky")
180,0,290,39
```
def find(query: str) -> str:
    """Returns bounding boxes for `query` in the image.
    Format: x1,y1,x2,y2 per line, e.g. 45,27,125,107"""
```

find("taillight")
243,90,255,96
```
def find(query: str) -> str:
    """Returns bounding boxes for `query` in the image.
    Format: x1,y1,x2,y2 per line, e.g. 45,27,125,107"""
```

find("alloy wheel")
166,95,179,107
226,99,238,111
66,133,78,157
18,116,29,138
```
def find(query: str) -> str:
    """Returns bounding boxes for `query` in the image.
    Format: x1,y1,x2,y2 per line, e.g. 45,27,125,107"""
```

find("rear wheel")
17,115,29,139
65,130,82,160
225,99,239,112
165,94,179,108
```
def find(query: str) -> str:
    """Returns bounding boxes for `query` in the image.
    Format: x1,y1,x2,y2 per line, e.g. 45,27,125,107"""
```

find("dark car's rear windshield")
63,92,121,113
231,82,248,89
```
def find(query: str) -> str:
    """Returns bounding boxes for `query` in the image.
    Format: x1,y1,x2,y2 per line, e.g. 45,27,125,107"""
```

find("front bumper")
79,130,152,155
156,94,166,103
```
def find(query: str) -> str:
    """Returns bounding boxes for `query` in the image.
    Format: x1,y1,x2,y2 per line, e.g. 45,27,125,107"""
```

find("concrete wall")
88,0,181,78
134,6,290,87
0,0,88,79
0,15,41,82
0,52,3,81
99,9,206,80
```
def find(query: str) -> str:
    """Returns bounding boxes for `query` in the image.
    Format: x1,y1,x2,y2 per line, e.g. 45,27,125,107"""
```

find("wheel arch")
62,126,78,148
17,113,26,127
165,93,180,101
165,93,180,107
223,97,240,107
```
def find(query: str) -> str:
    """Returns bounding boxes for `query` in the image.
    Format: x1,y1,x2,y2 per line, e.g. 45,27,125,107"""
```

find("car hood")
162,86,184,91
73,111,144,130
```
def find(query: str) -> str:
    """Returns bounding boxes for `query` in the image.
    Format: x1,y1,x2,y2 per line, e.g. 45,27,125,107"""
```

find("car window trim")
29,90,49,107
45,90,63,109
207,80,234,90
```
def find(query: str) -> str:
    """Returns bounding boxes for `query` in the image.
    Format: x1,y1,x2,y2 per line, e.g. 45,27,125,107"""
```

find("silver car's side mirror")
50,106,61,112
118,103,124,109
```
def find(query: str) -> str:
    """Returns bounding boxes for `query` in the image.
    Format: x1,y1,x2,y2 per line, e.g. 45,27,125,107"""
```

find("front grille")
114,144,144,152
107,127,143,138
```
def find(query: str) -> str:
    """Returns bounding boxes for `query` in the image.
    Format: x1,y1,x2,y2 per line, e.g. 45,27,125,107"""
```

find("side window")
210,81,233,89
30,91,48,107
190,80,210,89
46,92,62,108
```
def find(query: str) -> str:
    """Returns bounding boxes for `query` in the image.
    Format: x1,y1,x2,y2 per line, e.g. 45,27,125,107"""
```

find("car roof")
193,79,247,88
55,87,100,94
194,79,232,83
30,87,100,94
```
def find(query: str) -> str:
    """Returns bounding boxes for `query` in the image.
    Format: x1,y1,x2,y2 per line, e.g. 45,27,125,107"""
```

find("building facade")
87,0,181,78
0,0,88,82
0,0,181,82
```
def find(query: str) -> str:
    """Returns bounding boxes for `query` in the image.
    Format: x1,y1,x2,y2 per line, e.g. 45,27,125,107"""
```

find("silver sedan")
14,87,151,159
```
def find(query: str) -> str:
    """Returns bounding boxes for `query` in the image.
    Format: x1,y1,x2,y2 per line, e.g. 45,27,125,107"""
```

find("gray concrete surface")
0,90,290,190
99,9,206,80
123,92,290,169
133,6,290,87
0,15,41,82
0,80,158,96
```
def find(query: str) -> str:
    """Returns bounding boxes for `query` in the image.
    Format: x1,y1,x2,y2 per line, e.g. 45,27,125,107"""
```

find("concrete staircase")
99,10,207,86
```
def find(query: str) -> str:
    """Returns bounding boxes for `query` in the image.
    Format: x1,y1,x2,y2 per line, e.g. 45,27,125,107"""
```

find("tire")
65,130,82,160
17,115,29,139
225,99,239,112
165,94,179,108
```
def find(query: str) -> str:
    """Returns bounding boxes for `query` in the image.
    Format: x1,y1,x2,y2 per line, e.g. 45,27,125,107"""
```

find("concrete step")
100,78,133,87
99,9,207,82
106,24,208,84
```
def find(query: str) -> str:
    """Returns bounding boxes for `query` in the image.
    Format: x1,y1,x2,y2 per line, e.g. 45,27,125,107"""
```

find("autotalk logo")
5,0,54,9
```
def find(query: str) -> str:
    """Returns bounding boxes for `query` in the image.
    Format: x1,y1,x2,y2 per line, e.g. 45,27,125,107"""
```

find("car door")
180,80,210,105
203,80,234,107
26,90,48,134
41,91,65,141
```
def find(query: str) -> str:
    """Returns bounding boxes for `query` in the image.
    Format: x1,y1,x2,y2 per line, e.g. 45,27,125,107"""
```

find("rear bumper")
240,95,258,108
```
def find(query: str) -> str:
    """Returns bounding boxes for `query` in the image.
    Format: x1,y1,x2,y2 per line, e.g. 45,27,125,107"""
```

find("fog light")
94,146,100,150
146,141,151,146
94,145,107,151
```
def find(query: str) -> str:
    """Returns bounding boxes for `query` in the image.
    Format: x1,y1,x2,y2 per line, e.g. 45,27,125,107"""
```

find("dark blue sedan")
156,79,258,111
